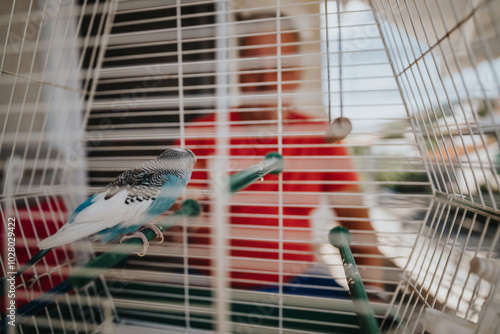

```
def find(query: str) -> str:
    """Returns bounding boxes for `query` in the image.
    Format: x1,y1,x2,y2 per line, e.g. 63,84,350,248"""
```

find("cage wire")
0,0,499,333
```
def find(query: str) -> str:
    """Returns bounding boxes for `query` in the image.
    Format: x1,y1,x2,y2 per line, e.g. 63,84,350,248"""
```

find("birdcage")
1,0,499,333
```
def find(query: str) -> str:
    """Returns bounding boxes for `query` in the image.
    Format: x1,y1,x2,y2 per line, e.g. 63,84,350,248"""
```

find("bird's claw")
120,231,150,256
136,245,148,257
140,224,164,244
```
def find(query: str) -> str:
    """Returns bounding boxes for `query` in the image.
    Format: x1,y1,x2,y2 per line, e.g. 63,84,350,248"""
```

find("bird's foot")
140,223,164,244
120,232,150,257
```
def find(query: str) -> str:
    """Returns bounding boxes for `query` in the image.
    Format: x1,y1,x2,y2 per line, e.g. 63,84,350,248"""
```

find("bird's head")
158,148,197,171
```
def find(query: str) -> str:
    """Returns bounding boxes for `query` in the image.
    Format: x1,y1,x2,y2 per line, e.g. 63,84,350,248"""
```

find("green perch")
229,152,285,193
329,226,380,334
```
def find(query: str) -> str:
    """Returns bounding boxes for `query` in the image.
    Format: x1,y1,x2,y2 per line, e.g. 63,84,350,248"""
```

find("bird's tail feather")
15,249,52,277
0,248,52,296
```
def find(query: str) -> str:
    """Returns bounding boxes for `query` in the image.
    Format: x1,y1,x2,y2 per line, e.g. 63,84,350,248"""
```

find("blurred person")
172,13,384,299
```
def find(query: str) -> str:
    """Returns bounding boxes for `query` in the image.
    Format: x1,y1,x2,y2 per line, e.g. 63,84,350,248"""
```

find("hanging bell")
324,117,352,144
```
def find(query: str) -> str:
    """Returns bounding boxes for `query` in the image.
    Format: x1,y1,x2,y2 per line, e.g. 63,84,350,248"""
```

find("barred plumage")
104,148,195,206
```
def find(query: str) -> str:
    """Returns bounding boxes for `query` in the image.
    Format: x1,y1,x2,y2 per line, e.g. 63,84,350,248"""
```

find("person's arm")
328,185,381,266
327,184,386,294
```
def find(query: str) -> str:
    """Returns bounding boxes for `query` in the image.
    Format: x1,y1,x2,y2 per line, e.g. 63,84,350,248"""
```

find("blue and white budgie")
14,148,196,277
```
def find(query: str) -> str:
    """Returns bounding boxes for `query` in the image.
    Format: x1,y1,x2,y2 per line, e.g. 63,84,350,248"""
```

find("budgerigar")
13,148,196,278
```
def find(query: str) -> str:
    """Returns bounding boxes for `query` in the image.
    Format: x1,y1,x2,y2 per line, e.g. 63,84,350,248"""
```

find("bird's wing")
37,168,166,249
38,188,157,249
72,166,165,226
72,188,155,226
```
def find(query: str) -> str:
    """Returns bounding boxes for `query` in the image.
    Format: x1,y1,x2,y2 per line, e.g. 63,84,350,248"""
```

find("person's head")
237,13,303,119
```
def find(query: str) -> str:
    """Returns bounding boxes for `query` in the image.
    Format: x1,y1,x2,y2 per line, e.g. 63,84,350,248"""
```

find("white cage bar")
1,0,498,333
